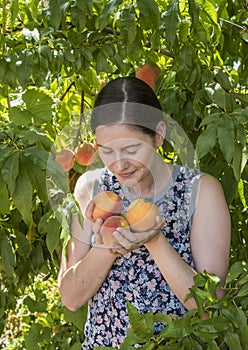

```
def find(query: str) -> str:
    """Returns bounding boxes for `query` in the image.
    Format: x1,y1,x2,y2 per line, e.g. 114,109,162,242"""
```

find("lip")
117,170,136,179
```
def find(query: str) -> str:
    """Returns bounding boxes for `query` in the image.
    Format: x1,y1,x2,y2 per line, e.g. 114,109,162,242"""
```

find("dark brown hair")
91,77,164,137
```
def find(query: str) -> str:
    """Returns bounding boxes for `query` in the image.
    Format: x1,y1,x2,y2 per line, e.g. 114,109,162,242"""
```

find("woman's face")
95,123,160,191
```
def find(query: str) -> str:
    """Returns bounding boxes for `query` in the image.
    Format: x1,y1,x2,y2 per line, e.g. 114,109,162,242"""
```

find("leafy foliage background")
0,0,247,348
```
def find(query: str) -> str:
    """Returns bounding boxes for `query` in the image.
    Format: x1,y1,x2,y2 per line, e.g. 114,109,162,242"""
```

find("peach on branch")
92,191,123,221
74,142,96,166
135,63,161,89
55,148,75,172
100,215,129,247
125,198,159,232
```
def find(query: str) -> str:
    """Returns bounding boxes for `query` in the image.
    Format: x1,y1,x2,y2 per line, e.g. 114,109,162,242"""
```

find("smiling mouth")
117,171,136,179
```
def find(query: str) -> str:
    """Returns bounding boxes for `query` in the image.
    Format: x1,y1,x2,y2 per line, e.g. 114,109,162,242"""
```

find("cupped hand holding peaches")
86,191,165,254
108,215,165,255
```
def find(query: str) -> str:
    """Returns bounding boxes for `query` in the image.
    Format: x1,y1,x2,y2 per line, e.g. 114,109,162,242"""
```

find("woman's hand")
109,216,165,255
86,200,165,255
85,201,104,246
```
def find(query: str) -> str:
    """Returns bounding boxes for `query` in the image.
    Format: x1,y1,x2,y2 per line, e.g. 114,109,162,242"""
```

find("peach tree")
0,0,247,348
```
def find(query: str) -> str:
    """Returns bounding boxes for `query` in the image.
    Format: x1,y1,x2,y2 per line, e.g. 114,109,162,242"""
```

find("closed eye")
123,149,138,155
101,148,113,155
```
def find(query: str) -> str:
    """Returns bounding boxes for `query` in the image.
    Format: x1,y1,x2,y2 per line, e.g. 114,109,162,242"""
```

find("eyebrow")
96,142,142,150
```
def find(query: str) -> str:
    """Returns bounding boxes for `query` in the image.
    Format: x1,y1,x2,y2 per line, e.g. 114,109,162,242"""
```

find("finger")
93,217,104,235
110,244,129,255
95,232,103,245
85,201,95,221
113,230,134,249
115,227,137,243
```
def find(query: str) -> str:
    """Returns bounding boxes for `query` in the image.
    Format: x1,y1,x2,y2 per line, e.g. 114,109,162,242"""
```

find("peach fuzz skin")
92,191,123,221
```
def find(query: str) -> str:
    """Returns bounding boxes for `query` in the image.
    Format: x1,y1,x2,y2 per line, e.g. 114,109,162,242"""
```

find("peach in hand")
92,191,123,221
100,215,130,247
125,198,160,232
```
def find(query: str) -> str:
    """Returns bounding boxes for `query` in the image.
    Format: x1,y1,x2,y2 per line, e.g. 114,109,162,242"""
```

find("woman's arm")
144,174,231,310
58,232,116,311
58,169,116,311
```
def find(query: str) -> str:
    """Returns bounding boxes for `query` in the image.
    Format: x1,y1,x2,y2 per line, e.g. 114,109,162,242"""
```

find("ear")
155,121,166,147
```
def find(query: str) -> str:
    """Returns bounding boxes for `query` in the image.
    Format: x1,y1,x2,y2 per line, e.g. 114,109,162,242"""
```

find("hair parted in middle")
91,77,165,137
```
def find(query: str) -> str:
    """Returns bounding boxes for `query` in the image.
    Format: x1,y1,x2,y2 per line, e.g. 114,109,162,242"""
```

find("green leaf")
199,113,221,128
0,183,10,214
15,231,31,259
232,108,248,124
126,302,153,340
237,283,248,298
195,0,218,25
1,152,19,196
237,180,247,208
97,0,123,31
234,307,248,347
232,143,243,181
27,160,48,203
226,261,247,284
96,49,109,74
70,343,83,350
16,51,33,88
207,339,220,350
215,70,232,91
120,7,137,46
71,5,86,32
9,107,34,126
137,0,160,30
236,122,247,147
48,0,68,29
23,90,53,124
63,304,88,331
220,167,238,204
31,242,45,272
9,90,53,126
24,323,52,350
12,157,33,226
196,124,217,159
38,211,61,256
24,295,47,313
0,230,16,277
164,0,180,47
160,315,191,338
205,84,234,111
10,0,19,22
24,146,49,169
224,329,242,350
217,115,235,163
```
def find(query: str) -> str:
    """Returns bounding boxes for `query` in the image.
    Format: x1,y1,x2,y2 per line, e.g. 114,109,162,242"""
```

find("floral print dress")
82,165,204,349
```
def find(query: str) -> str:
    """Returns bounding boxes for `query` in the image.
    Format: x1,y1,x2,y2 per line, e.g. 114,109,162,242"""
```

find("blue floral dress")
82,165,204,349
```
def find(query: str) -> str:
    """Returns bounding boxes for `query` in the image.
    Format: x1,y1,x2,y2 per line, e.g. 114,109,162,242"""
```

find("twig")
60,81,76,101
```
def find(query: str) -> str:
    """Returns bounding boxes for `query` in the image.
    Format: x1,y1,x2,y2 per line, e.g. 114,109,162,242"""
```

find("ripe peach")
92,191,123,221
74,142,96,166
135,63,161,89
55,148,75,172
125,199,159,232
100,215,129,247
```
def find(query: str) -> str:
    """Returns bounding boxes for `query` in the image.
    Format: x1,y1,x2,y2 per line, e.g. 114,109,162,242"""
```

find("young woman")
58,77,231,349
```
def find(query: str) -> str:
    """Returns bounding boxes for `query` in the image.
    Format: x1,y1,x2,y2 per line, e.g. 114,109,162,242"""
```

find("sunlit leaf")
196,124,217,159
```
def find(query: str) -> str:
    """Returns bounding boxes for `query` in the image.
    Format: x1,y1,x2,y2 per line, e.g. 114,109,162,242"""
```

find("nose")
110,157,129,172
